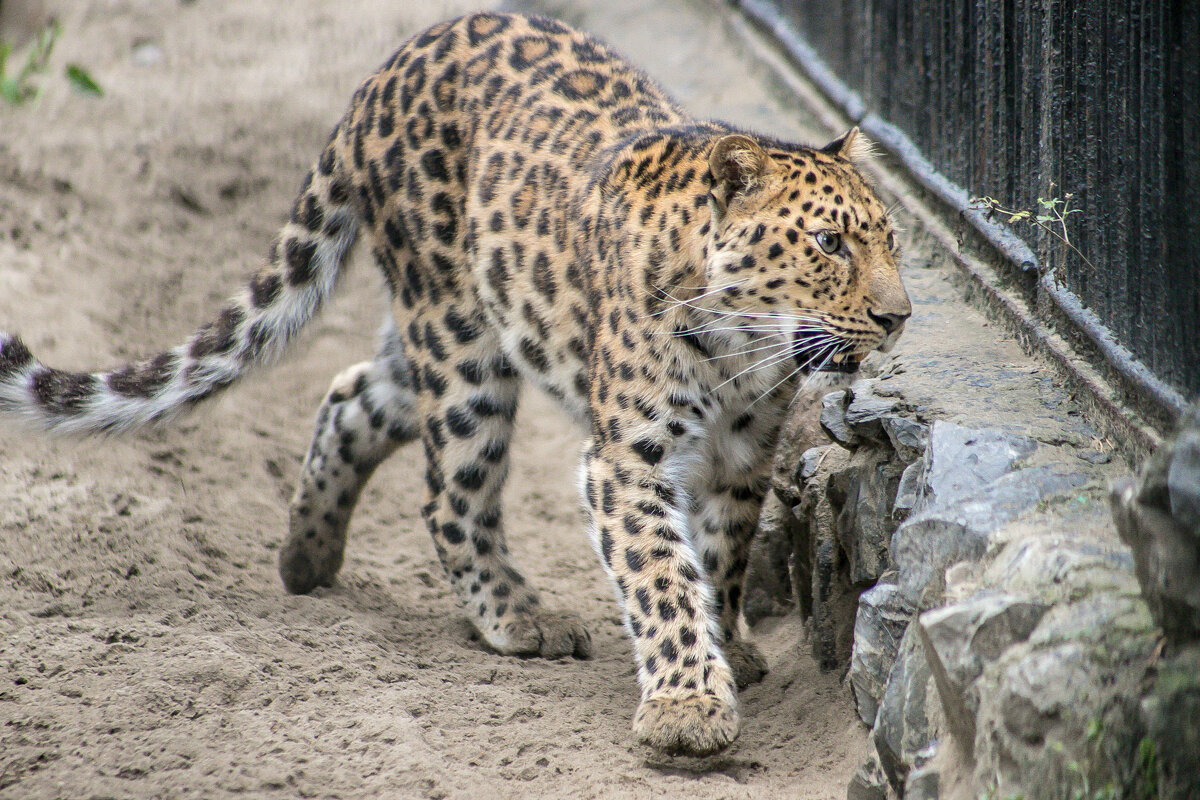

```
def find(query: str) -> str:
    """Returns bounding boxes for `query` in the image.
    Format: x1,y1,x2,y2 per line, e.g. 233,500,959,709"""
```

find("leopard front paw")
633,693,740,755
724,639,768,688
489,609,592,659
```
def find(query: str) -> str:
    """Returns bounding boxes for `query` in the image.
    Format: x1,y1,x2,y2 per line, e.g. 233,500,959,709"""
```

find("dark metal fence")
735,0,1199,425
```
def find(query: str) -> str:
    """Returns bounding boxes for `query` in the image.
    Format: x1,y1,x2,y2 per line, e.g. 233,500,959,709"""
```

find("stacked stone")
1111,399,1200,799
759,376,1175,799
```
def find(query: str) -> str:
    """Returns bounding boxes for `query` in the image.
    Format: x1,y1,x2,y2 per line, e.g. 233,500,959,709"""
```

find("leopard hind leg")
279,319,420,593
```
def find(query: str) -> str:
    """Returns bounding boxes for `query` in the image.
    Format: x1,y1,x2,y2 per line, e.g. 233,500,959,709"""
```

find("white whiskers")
644,280,853,400
747,339,848,409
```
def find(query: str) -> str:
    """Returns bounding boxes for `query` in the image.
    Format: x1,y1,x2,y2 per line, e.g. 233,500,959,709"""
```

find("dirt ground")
0,1,867,797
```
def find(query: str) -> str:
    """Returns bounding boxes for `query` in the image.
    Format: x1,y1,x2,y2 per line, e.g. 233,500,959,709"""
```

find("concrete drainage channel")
502,0,1200,796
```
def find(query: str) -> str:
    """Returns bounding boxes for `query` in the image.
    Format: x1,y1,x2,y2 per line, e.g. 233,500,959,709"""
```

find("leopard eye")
816,230,841,254
886,231,896,250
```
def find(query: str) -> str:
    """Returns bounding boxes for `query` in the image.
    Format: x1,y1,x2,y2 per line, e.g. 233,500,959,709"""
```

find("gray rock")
1111,473,1200,643
892,465,1088,604
974,633,1159,798
986,530,1135,596
837,452,904,585
1168,427,1200,532
995,643,1092,759
904,762,940,800
918,421,1037,511
798,445,835,483
772,387,830,507
844,381,899,443
850,582,916,726
893,460,924,518
1025,588,1154,651
821,390,858,448
918,593,1048,749
790,445,859,669
872,625,939,792
883,414,929,464
846,755,889,800
1076,449,1112,465
744,492,797,625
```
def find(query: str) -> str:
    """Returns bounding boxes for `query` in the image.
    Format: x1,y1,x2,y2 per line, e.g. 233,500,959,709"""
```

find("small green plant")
0,22,57,104
1134,737,1159,800
0,22,101,105
65,62,102,96
970,186,1096,275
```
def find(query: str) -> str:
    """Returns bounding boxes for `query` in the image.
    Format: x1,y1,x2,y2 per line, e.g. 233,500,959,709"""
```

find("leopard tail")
0,127,360,434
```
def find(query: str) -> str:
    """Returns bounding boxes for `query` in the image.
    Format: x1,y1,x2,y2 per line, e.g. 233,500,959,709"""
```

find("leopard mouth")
791,331,862,374
816,351,863,374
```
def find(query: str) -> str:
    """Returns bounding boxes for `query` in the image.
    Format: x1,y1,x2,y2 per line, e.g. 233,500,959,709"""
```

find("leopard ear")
708,134,771,215
820,126,876,163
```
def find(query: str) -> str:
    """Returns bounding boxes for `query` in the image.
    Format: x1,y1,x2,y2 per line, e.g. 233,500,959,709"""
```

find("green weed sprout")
1,22,101,105
970,185,1097,275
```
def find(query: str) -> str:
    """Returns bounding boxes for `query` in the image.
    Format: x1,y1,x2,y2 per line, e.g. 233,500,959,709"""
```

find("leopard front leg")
583,440,740,756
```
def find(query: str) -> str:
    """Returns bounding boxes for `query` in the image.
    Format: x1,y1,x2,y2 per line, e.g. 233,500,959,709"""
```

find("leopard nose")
867,309,910,334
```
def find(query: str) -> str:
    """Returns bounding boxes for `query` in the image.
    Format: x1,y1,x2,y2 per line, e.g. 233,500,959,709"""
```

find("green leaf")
1036,215,1053,223
17,25,55,84
65,64,102,96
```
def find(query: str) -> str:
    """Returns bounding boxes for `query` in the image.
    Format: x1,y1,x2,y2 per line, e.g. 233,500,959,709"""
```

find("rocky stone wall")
756,374,1199,799
1110,403,1200,800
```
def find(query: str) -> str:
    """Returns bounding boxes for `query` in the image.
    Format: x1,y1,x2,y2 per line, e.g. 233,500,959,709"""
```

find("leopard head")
699,128,910,378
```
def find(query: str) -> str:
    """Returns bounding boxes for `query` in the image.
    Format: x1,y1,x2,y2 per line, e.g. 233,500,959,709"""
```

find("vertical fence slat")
745,0,1200,401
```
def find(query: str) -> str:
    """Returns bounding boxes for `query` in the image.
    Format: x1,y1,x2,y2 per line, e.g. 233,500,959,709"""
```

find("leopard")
0,12,910,755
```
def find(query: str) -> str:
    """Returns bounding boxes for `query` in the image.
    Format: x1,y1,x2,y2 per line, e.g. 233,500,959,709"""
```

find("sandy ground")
0,1,867,797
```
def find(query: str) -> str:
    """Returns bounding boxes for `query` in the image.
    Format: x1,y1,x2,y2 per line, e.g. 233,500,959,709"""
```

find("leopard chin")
803,369,859,391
